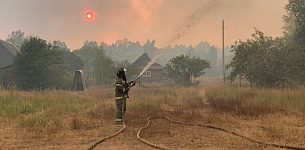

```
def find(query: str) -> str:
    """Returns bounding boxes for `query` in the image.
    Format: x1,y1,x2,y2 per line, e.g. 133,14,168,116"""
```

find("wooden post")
222,20,225,84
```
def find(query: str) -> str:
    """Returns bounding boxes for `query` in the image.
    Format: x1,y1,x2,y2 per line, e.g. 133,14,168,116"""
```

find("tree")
143,39,157,58
186,46,196,56
205,46,218,76
189,56,211,79
6,29,25,47
228,29,292,87
73,41,99,79
53,40,70,51
52,40,84,73
283,0,305,43
84,40,98,48
62,50,84,73
165,54,210,86
14,37,65,90
94,47,115,85
282,0,305,85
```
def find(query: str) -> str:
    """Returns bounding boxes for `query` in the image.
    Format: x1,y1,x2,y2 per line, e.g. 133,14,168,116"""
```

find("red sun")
86,12,93,19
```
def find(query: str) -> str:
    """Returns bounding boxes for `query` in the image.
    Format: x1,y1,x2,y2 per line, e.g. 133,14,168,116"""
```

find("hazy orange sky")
0,0,288,50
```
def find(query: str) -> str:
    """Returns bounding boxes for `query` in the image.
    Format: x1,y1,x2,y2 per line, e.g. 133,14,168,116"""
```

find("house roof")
0,39,19,57
0,39,20,68
132,53,163,69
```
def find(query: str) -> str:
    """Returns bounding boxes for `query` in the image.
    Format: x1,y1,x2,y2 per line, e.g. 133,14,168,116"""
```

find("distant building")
132,53,164,83
0,39,20,88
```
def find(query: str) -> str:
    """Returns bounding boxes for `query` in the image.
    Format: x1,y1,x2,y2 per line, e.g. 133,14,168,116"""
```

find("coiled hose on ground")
87,117,305,150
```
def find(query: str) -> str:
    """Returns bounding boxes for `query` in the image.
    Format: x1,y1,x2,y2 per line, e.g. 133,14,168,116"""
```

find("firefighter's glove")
129,81,135,86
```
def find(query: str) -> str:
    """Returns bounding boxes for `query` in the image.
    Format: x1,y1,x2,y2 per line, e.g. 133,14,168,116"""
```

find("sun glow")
86,13,92,19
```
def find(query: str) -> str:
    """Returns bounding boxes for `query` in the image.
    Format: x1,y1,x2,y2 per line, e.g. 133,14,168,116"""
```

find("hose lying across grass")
137,116,305,150
87,121,126,150
87,117,305,150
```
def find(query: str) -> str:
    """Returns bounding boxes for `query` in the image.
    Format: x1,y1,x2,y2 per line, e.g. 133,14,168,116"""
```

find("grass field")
0,79,305,149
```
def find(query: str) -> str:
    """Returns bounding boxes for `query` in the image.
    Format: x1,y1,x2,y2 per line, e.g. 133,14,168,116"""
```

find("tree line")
5,31,214,90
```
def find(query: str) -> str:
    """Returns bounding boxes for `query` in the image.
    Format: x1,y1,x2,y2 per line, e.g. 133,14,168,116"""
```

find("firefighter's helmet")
117,68,127,77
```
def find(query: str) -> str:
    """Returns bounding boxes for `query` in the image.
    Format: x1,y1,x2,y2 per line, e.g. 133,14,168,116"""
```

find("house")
132,53,164,83
0,39,20,88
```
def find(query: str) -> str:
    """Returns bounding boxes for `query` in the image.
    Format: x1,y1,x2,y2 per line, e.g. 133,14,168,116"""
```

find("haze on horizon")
0,0,288,50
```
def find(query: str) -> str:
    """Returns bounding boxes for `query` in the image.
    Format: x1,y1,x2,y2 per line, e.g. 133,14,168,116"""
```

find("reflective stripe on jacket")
115,77,127,98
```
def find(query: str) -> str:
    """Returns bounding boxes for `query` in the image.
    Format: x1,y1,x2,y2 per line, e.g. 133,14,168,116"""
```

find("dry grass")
0,79,305,149
204,83,305,149
206,85,305,118
0,86,207,135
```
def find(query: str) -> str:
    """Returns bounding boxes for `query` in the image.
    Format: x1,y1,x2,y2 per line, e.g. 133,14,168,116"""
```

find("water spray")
129,52,163,87
130,0,219,87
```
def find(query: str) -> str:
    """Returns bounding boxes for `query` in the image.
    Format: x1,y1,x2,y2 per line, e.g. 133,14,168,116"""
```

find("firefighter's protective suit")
114,68,130,124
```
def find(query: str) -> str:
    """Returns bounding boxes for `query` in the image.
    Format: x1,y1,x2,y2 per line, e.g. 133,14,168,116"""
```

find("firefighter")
114,68,135,124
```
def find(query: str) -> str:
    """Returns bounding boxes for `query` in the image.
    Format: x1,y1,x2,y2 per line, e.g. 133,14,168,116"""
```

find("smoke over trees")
94,47,115,85
6,28,229,89
283,0,305,44
228,0,305,87
73,42,98,79
74,41,141,85
6,29,25,47
78,38,226,82
206,46,218,76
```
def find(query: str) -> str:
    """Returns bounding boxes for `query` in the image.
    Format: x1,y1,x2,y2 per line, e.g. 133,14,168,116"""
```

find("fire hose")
87,121,126,150
137,117,305,150
87,116,305,150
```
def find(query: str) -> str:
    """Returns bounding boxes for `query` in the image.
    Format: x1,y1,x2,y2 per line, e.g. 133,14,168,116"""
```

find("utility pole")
0,69,3,87
222,20,225,84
